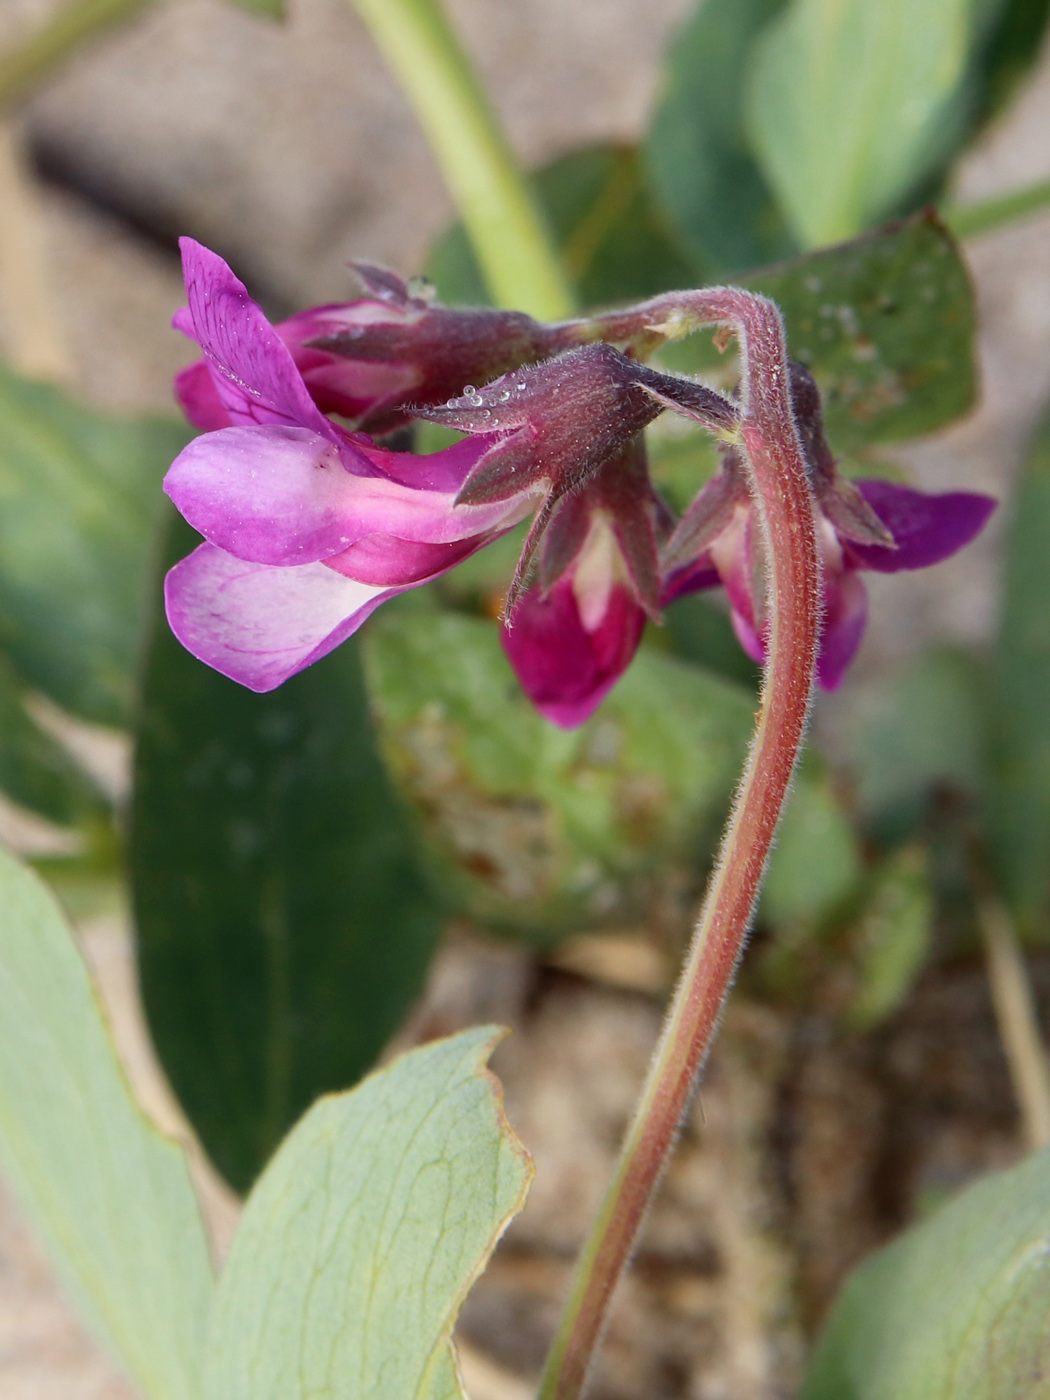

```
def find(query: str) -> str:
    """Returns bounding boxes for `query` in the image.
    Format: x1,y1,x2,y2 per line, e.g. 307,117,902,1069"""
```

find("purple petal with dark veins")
851,480,996,572
179,238,344,441
165,543,394,692
502,574,646,728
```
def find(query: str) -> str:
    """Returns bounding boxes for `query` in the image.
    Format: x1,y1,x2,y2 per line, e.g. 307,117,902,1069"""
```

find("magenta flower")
662,362,996,689
164,240,536,691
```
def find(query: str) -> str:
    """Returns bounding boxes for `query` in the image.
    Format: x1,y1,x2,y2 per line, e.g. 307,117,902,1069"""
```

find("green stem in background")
538,289,822,1400
943,177,1050,240
0,0,147,111
347,0,574,321
975,884,1050,1151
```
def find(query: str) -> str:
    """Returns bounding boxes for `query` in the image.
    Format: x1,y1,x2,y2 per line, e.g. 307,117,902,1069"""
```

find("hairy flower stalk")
537,289,822,1400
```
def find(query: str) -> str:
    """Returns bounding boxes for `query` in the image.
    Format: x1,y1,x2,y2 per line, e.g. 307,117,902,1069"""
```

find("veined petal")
165,543,392,692
851,480,996,572
165,425,378,565
165,424,534,566
180,238,343,441
502,573,645,729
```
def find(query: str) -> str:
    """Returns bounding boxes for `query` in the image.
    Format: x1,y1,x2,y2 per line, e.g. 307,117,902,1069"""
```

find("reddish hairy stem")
537,290,821,1400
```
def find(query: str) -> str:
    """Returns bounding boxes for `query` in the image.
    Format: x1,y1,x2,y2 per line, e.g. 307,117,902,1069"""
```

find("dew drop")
516,381,527,391
463,385,477,395
499,388,511,401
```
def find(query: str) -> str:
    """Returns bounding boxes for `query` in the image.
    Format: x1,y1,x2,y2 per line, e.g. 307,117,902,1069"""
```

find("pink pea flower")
163,240,537,691
663,361,996,689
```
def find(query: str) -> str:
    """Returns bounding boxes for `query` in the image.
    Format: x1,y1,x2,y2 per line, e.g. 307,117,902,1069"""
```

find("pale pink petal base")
165,543,393,692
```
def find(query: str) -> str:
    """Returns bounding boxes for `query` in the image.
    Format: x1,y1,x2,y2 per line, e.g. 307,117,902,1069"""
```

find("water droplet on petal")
463,385,476,395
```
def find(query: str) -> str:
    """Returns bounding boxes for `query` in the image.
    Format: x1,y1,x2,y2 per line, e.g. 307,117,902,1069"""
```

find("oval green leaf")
745,0,973,248
801,1146,1050,1399
0,845,213,1400
204,1027,532,1400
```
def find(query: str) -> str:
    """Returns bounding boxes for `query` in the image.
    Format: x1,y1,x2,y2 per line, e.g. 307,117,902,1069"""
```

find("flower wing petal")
164,543,392,692
851,480,996,572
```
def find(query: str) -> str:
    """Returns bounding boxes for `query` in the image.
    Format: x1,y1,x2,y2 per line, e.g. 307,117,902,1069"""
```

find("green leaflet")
745,0,973,248
0,361,189,726
644,0,795,276
0,845,213,1400
800,1147,1050,1398
986,405,1050,934
203,1028,532,1400
658,211,977,452
130,513,444,1192
363,606,754,941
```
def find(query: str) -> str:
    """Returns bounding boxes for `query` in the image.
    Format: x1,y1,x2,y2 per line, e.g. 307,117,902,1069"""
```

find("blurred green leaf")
745,0,973,248
204,1027,531,1400
975,0,1050,124
0,845,213,1400
800,1146,1050,1399
363,607,754,940
427,145,696,310
226,0,284,15
130,513,444,1193
644,0,795,277
0,652,104,824
847,649,985,842
849,844,934,1029
761,759,861,927
0,363,188,725
987,406,1050,934
659,211,977,452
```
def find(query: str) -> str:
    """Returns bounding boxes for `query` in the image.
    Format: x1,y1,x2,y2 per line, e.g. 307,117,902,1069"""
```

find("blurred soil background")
2,1,1050,1397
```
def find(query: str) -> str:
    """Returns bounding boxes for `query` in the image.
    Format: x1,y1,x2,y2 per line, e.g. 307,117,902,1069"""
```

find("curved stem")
538,290,821,1400
0,0,147,111
347,0,574,321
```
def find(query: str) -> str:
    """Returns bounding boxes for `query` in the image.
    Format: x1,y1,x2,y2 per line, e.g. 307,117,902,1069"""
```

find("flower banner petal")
180,238,340,440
